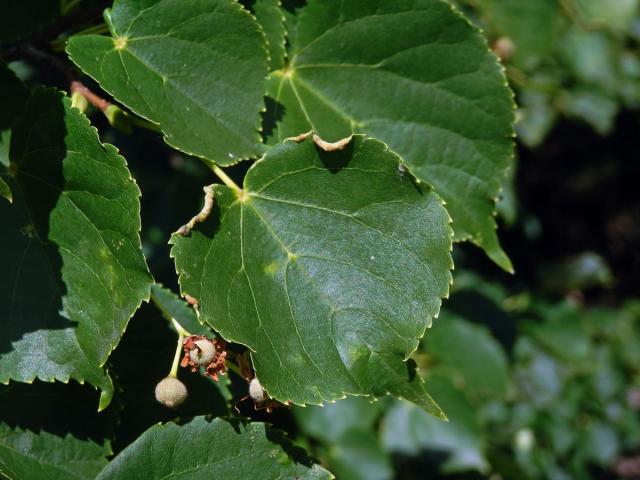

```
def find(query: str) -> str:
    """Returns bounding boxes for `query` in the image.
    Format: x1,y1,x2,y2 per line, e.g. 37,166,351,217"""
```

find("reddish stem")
70,80,111,112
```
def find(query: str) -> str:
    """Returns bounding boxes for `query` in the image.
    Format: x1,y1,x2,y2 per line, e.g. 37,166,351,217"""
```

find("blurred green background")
1,0,639,479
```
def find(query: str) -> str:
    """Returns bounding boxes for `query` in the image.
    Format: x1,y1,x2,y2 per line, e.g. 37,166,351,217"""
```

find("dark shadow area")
0,1,59,45
0,90,73,355
239,0,307,15
405,358,418,382
238,0,256,12
261,96,286,142
266,426,325,469
0,62,29,132
107,302,231,454
458,110,640,304
316,140,355,172
447,290,518,351
281,0,307,14
487,450,534,480
391,451,486,480
515,111,640,300
187,193,224,241
0,380,119,444
233,378,296,429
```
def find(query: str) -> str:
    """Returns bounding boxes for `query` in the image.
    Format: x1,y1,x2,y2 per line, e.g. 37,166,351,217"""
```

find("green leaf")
561,28,618,95
0,89,152,410
560,87,618,136
171,135,452,414
66,0,269,165
96,417,332,479
267,0,514,270
496,154,517,226
254,0,287,70
424,312,510,398
0,177,10,203
381,372,489,474
516,89,557,148
150,283,211,336
0,423,110,480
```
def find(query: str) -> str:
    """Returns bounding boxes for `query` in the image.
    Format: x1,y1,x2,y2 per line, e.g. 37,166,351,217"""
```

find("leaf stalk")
168,317,192,378
169,330,184,378
210,164,241,191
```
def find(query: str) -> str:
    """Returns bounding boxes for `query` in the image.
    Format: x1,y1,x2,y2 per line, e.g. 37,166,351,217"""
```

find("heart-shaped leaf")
0,89,152,410
171,135,452,414
67,0,269,165
267,0,514,270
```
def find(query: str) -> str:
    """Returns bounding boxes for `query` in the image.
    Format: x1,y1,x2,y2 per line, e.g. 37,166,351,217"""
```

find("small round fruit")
249,377,266,403
188,338,216,366
155,376,188,408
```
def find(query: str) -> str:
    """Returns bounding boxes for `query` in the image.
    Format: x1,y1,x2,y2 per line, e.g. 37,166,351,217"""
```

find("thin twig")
70,80,111,112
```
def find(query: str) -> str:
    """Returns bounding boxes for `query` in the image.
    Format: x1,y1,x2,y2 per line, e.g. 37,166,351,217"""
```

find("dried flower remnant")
181,335,227,381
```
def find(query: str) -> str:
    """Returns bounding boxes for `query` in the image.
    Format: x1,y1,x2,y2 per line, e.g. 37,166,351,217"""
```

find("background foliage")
1,0,639,479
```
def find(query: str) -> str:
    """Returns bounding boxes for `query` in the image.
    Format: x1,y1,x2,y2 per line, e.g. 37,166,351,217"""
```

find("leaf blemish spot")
264,261,279,275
